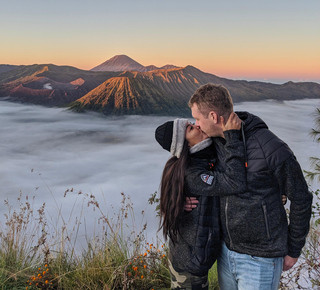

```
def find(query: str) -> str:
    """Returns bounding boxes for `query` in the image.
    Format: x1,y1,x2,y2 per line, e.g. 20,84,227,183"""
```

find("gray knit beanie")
155,118,189,158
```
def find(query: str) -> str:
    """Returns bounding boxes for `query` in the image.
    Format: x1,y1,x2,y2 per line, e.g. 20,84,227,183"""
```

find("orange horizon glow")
2,53,319,84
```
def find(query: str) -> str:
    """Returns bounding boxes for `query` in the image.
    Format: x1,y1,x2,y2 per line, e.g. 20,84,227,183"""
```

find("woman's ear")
209,111,219,124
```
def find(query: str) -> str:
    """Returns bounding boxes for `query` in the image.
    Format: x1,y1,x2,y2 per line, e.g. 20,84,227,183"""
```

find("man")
187,83,313,290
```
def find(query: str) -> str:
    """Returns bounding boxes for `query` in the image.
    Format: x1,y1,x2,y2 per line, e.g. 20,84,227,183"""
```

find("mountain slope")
69,76,189,115
160,65,179,70
129,66,320,103
0,64,17,75
91,55,146,72
0,64,120,105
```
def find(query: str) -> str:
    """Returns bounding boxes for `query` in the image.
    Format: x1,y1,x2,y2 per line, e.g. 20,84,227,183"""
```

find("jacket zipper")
262,202,271,240
225,196,233,248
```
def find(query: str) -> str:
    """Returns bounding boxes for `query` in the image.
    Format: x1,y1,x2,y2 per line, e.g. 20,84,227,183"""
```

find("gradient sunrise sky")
1,0,319,84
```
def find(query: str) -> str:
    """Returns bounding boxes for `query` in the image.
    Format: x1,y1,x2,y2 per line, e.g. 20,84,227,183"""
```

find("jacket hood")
236,111,268,136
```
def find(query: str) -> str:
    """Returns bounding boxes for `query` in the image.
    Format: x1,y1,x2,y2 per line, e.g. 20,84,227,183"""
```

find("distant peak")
90,55,145,72
90,55,180,73
109,54,135,61
160,64,180,70
185,65,197,69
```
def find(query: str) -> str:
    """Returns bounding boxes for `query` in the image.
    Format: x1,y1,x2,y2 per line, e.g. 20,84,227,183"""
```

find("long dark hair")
159,140,190,243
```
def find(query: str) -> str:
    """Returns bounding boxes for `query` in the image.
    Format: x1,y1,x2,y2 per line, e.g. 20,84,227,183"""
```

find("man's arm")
275,156,313,270
185,129,246,197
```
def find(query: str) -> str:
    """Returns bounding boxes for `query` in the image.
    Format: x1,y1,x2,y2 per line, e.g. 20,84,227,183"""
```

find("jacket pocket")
226,198,273,246
185,228,219,276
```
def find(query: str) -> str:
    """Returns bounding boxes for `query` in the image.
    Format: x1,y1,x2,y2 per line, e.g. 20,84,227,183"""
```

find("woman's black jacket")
169,130,246,276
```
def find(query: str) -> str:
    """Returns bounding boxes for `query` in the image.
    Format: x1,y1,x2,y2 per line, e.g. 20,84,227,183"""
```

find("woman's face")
185,123,209,147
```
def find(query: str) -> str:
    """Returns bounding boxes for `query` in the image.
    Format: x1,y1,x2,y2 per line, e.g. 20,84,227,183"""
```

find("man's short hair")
188,83,234,119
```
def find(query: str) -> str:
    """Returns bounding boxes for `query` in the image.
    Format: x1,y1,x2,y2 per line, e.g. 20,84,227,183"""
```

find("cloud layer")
0,99,319,244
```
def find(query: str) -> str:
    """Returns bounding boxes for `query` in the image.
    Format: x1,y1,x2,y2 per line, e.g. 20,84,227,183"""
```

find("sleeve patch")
201,174,214,185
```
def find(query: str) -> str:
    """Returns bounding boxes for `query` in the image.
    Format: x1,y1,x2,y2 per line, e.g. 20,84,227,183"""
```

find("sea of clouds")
0,98,319,245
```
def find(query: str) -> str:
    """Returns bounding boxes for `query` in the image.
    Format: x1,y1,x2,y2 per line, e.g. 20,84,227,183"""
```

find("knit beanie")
155,118,189,158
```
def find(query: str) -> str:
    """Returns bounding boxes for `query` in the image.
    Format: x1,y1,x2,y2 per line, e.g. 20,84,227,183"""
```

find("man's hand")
184,197,199,211
283,255,298,271
282,195,287,205
221,112,242,131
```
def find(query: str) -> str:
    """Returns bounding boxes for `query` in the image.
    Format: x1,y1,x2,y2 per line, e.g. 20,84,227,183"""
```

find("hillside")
0,64,119,105
0,64,17,75
69,76,189,116
118,66,320,103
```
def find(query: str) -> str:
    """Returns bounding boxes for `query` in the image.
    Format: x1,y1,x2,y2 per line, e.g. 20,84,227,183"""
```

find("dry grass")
0,191,171,289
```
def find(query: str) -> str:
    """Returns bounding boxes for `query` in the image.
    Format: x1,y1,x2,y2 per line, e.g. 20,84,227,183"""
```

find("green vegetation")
304,107,320,184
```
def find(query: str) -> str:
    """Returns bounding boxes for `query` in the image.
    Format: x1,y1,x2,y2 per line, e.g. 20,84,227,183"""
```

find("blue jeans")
217,242,283,290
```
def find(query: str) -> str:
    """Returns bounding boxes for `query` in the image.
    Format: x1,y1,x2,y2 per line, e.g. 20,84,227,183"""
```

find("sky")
0,0,319,84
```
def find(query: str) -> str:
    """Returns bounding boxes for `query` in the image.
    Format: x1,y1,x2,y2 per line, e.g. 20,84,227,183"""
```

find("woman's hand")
221,112,242,131
184,197,199,211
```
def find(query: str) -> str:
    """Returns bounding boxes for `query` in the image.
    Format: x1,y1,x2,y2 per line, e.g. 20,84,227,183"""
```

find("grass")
0,188,220,289
2,188,317,289
0,190,173,289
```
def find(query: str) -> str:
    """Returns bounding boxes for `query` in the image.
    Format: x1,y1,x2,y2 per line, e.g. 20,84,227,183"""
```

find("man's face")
191,104,221,137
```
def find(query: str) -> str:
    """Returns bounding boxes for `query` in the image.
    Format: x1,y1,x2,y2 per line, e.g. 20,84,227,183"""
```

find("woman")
155,113,246,290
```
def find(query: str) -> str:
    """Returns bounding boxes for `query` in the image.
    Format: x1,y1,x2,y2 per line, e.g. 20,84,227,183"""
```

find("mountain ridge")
0,56,319,116
90,54,180,72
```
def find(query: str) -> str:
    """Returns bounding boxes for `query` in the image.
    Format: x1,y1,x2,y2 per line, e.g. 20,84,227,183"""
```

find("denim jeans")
217,242,283,290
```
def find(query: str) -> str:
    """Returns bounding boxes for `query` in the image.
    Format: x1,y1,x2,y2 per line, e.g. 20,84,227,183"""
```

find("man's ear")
209,111,219,124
